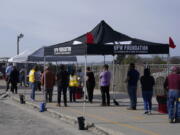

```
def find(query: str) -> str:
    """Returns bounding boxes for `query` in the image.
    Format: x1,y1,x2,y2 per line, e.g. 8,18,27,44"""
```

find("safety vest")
29,69,35,83
69,75,78,87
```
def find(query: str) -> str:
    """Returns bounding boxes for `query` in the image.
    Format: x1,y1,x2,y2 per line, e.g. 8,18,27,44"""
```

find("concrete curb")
11,96,124,135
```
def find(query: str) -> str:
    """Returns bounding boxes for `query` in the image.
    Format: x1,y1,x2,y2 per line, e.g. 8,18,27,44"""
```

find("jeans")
30,82,36,100
58,86,67,105
128,85,137,108
168,90,180,119
142,91,153,111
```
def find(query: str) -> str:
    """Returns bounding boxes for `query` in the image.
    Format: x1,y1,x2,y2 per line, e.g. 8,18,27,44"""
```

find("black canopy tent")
44,20,170,116
44,20,169,56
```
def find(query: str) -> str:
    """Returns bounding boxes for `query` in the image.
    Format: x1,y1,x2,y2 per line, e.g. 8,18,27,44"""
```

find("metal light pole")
17,33,24,55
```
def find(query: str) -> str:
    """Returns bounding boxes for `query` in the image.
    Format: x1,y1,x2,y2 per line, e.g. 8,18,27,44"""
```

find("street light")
17,33,24,55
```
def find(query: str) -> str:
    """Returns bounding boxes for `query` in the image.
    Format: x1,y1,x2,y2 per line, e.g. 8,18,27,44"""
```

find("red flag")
169,37,176,48
86,32,94,44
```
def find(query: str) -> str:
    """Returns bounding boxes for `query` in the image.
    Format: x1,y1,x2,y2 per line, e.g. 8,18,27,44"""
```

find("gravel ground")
0,99,93,135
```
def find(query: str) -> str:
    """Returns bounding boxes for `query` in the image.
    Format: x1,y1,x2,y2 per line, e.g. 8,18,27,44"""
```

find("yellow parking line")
67,108,160,135
133,116,145,120
107,109,145,120
113,108,168,120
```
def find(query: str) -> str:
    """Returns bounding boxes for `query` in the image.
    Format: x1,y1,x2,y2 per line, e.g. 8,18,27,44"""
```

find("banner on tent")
113,44,169,54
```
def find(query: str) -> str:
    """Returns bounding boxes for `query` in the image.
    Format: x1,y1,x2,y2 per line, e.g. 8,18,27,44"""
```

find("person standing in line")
29,65,38,101
41,65,55,103
99,64,111,106
164,66,180,123
69,70,78,102
86,67,95,103
35,66,42,91
76,68,84,95
19,67,26,87
5,63,13,91
125,63,140,110
9,66,19,94
140,68,155,114
56,65,69,107
77,68,84,87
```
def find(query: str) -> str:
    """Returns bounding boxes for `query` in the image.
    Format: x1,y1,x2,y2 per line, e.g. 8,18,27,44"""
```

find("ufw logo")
54,47,72,55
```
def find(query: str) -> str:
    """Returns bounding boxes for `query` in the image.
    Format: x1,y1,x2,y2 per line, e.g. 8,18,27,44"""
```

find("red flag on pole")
169,37,176,49
86,32,94,44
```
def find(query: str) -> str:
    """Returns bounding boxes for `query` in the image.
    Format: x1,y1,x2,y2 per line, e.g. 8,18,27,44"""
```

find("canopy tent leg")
112,55,115,98
104,55,105,64
167,53,170,75
83,54,87,117
112,55,119,106
43,56,46,104
56,61,58,74
23,63,28,96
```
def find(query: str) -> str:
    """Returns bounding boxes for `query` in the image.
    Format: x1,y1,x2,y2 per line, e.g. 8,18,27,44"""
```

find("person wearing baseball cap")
164,66,180,123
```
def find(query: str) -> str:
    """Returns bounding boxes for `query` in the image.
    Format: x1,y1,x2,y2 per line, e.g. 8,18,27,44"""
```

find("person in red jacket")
41,65,55,103
164,66,180,123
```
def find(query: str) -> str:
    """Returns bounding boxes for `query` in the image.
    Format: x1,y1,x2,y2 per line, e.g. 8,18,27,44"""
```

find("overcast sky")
0,0,179,62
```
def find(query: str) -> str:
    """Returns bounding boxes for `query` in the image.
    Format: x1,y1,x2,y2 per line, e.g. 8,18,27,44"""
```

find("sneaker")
169,119,174,123
144,111,148,114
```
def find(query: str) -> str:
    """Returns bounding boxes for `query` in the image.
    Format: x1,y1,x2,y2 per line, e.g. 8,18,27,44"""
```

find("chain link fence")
90,64,180,96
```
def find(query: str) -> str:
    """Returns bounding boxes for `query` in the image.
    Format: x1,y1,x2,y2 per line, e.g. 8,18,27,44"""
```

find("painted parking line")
112,107,168,120
67,107,160,135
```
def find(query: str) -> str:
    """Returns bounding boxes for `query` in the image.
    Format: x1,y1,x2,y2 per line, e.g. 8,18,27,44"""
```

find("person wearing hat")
41,65,55,103
164,66,180,123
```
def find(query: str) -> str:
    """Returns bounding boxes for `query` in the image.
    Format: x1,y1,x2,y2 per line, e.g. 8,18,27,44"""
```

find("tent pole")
22,63,28,98
104,55,105,64
83,44,88,118
112,55,115,99
167,53,170,75
43,56,46,104
25,63,28,87
56,61,58,74
83,54,87,117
